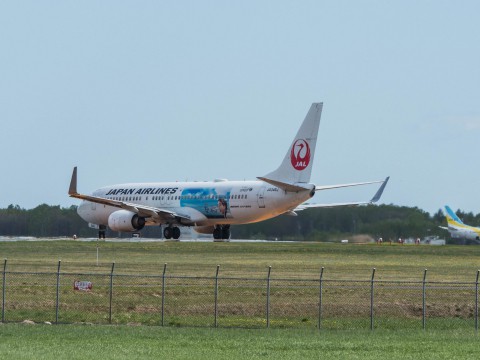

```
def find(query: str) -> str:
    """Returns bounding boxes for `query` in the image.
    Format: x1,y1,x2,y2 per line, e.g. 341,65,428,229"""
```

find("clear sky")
1,1,479,215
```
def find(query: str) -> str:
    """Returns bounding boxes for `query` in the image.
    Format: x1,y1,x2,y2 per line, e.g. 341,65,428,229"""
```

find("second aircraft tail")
445,205,464,225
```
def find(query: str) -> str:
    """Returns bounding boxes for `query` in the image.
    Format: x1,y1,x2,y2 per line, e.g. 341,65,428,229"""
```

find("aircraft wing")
68,167,190,224
294,176,389,212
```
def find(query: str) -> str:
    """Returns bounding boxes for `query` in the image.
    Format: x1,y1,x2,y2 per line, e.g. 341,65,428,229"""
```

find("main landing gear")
164,226,181,240
213,225,230,240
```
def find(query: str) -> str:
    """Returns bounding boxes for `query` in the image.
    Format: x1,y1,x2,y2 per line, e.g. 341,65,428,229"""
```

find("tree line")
0,203,478,243
0,204,96,238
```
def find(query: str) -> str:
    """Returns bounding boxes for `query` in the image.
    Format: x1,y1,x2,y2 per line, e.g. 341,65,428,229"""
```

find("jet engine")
108,210,146,232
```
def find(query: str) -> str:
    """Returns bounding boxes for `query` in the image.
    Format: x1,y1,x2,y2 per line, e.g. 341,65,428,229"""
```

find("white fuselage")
447,224,480,241
69,103,387,239
77,180,314,228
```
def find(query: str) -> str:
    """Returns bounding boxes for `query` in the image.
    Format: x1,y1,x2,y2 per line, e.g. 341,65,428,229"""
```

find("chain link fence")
1,260,479,330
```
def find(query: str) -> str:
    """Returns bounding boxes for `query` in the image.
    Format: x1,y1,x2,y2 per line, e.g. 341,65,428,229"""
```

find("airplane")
68,103,390,240
439,205,480,241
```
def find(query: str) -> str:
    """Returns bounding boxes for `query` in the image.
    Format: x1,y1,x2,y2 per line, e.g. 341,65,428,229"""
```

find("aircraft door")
257,187,266,208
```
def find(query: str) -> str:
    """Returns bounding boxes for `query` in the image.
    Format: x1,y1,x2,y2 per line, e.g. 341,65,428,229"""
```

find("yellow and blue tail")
445,205,463,226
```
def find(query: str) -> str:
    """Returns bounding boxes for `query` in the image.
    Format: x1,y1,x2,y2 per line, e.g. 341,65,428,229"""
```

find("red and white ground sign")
74,280,92,291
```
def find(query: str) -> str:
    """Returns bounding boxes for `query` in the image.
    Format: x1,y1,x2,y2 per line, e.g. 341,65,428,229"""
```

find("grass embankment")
2,240,480,330
0,323,479,360
2,241,480,358
2,240,480,281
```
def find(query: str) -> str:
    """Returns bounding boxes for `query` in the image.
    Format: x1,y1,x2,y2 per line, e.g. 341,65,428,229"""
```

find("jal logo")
290,139,310,170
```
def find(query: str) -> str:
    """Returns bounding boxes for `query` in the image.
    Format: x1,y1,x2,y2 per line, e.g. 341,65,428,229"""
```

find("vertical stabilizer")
258,103,322,186
445,205,463,225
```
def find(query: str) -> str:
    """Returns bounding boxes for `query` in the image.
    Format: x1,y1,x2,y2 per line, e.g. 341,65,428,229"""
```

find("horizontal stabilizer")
257,177,312,192
294,176,389,211
315,179,384,192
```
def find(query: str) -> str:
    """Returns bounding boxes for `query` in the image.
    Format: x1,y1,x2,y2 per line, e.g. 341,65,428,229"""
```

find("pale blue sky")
1,1,479,214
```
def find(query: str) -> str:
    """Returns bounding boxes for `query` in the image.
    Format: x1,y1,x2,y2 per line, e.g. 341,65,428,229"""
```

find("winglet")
68,167,78,195
370,176,389,203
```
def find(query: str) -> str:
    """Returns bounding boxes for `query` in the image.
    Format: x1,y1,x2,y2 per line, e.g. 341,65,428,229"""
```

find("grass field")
2,240,480,358
1,323,479,360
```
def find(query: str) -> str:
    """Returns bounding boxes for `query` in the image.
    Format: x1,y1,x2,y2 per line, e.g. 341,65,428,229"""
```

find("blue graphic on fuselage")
180,188,231,219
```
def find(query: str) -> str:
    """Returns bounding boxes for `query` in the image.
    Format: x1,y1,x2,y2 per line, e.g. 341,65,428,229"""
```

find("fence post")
266,266,271,328
214,265,220,328
370,268,376,331
109,262,115,324
422,269,427,330
2,259,6,323
55,260,61,324
476,270,479,333
318,267,324,330
161,263,167,326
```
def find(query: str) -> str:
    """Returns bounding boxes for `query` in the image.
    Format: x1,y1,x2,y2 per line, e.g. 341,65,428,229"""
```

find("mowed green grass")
0,323,479,360
2,239,480,281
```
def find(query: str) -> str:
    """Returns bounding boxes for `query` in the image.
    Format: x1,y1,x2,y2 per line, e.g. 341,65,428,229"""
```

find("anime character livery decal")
180,188,232,219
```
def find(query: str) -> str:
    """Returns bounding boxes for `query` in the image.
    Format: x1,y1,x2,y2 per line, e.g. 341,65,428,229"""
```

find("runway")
0,236,291,243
